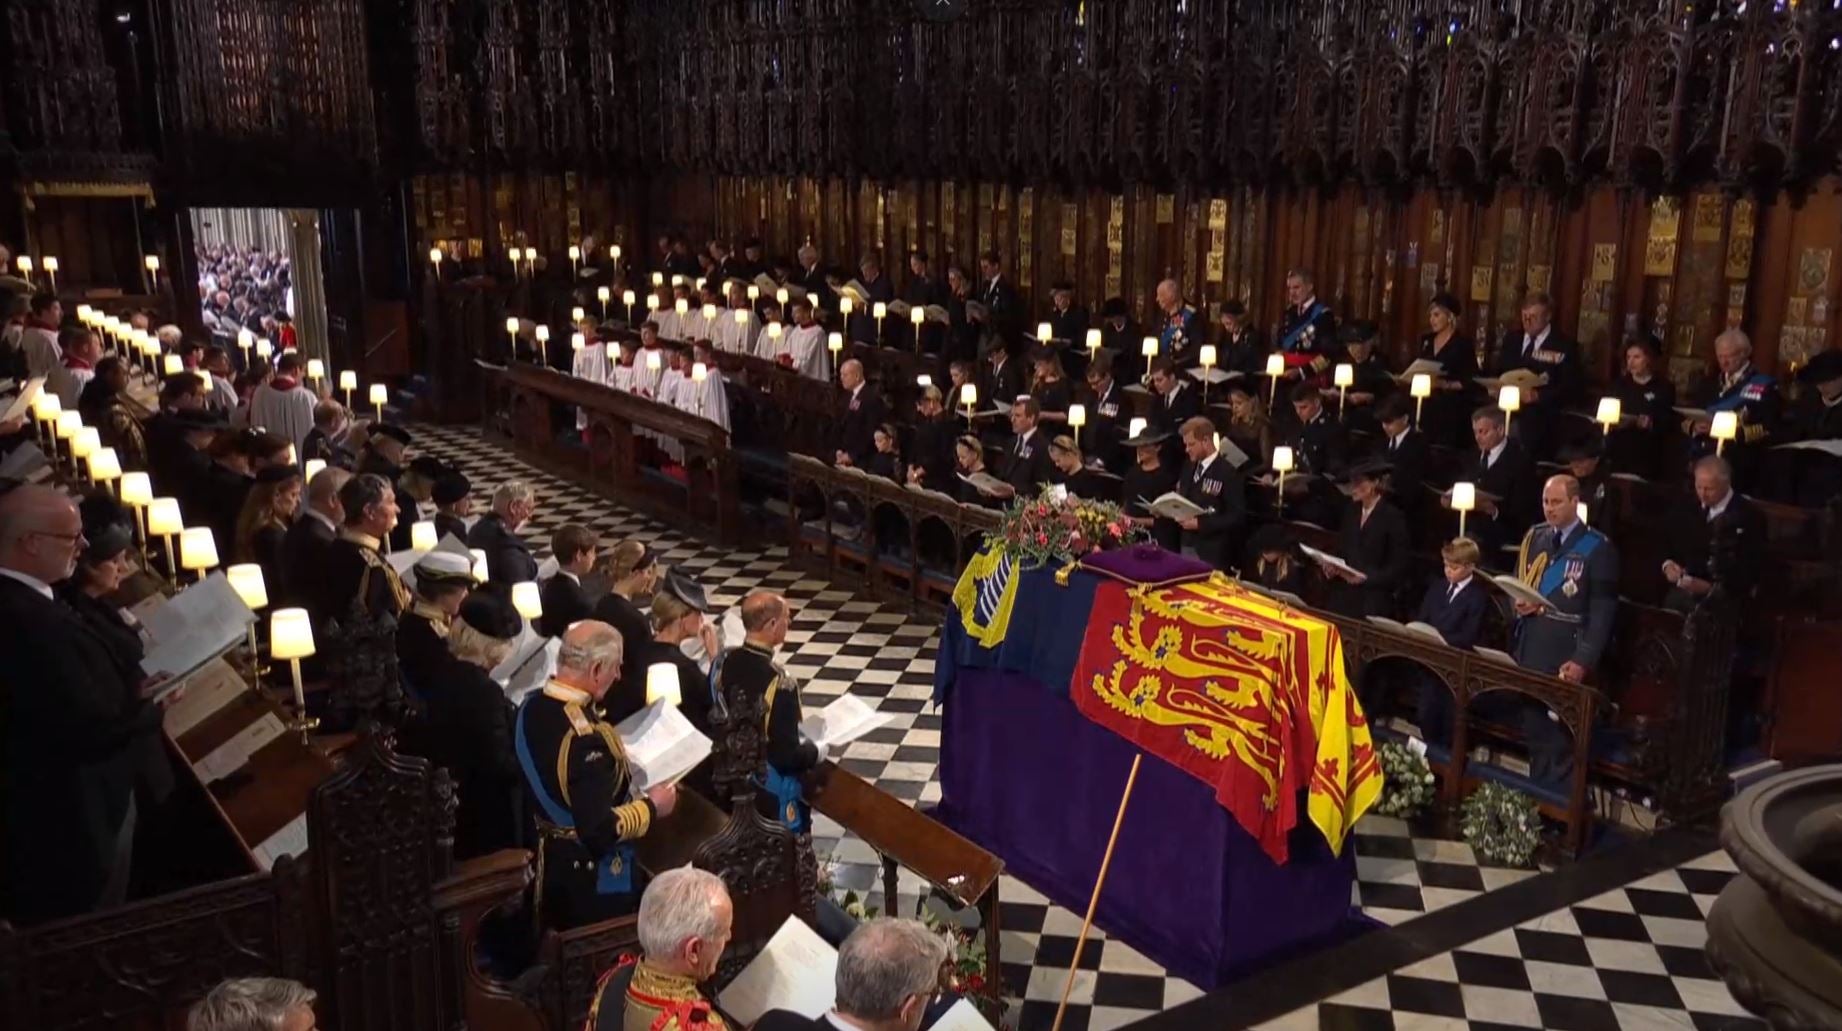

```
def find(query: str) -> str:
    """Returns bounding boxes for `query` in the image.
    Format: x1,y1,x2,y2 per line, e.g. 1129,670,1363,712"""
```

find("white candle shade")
1128,417,1148,439
269,608,316,661
1272,446,1295,473
647,663,683,707
1068,404,1087,428
1596,397,1623,425
410,520,438,551
71,426,99,459
535,325,551,343
1200,344,1217,367
568,245,581,261
911,307,926,326
42,257,57,273
14,256,30,273
303,458,327,483
1410,373,1433,398
1333,363,1355,388
239,328,255,350
839,297,854,316
828,332,844,352
1038,322,1053,342
647,295,661,311
571,306,585,323
874,302,887,320
147,497,183,536
962,383,979,407
505,316,520,335
916,374,932,388
162,353,183,375
572,333,586,352
429,247,443,265
256,339,273,358
611,245,622,261
339,370,358,391
1710,410,1739,441
369,383,388,405
1141,336,1158,358
734,309,748,325
88,447,122,482
1450,481,1477,511
119,471,153,507
767,322,783,340
306,358,325,380
1265,353,1285,377
55,410,81,440
1498,385,1521,412
32,393,60,421
775,288,789,305
1086,328,1103,350
653,272,665,286
76,304,93,322
624,290,637,306
511,581,543,620
646,350,662,371
469,548,489,582
675,299,689,315
702,303,718,321
1577,501,1591,525
179,527,219,571
692,362,708,382
507,247,519,265
226,564,269,610
144,255,160,272
598,286,612,303
748,285,761,301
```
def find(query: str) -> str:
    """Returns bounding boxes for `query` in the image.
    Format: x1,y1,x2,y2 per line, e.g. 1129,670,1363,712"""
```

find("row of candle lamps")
14,254,164,294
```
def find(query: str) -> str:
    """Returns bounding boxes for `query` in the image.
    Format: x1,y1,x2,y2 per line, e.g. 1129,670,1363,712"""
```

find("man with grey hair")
467,478,539,588
516,619,677,930
1660,454,1765,613
1,485,174,926
187,976,317,1031
1683,327,1781,490
313,471,406,624
587,868,733,1030
280,465,349,609
1152,277,1200,365
756,918,948,1031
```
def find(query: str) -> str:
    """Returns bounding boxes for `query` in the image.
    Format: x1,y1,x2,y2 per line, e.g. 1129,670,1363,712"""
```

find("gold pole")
161,534,176,586
1049,753,1142,1031
1415,395,1425,424
1459,510,1468,539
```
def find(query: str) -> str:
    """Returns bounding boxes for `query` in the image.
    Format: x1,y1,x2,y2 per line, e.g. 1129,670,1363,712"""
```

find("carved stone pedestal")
1706,765,1842,1029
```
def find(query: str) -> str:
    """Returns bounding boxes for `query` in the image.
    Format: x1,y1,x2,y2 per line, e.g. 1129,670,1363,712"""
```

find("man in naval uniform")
716,591,826,832
1684,328,1781,493
515,620,678,931
317,472,408,626
586,867,732,1031
1275,268,1338,378
1153,279,1202,366
1511,474,1619,786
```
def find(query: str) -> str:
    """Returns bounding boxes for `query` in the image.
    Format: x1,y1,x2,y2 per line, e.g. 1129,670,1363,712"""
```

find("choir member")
1001,396,1055,496
1604,333,1676,479
1320,459,1409,618
1275,269,1337,376
248,351,318,456
1489,291,1583,460
467,480,539,590
1417,293,1480,449
537,524,599,638
515,620,676,929
752,300,786,360
780,301,828,381
631,324,670,397
50,326,100,409
1660,456,1765,613
431,590,526,859
1414,537,1491,748
716,282,759,356
1173,416,1246,569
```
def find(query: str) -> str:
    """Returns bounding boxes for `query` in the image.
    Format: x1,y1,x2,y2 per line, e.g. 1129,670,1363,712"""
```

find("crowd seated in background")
195,243,294,353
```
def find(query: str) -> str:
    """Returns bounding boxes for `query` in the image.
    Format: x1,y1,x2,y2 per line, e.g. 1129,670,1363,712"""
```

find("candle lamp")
1128,416,1147,440
701,303,717,324
14,255,32,285
1333,362,1355,415
1199,343,1218,403
652,272,665,287
143,254,160,293
1265,352,1285,406
610,244,622,263
1085,328,1102,359
535,325,551,349
1450,481,1477,538
268,607,318,737
1272,446,1295,515
338,369,358,410
748,284,761,302
569,244,581,275
469,548,489,583
1410,373,1432,423
572,332,586,354
1038,322,1053,345
42,256,57,293
89,446,121,494
910,305,925,353
646,294,661,315
31,393,61,459
410,520,438,552
1595,397,1622,436
597,285,612,318
1710,410,1739,456
647,663,682,707
306,359,325,390
505,316,520,352
162,352,183,376
304,458,327,483
962,382,979,421
369,382,388,422
776,288,789,306
256,338,273,360
71,426,99,478
675,298,689,317
226,563,269,688
120,471,152,548
511,581,544,620
622,289,636,323
571,305,586,324
1497,384,1521,437
1068,403,1087,447
646,350,662,372
874,301,887,341
147,497,183,583
916,374,933,389
179,526,219,584
428,246,443,277
238,328,255,361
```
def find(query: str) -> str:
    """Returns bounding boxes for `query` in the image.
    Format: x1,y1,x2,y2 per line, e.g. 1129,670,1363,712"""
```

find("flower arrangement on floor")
829,871,1006,1027
1374,741,1437,819
1459,780,1543,867
992,485,1145,566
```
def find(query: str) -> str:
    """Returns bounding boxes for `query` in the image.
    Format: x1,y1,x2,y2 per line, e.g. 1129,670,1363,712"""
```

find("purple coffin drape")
932,546,1362,989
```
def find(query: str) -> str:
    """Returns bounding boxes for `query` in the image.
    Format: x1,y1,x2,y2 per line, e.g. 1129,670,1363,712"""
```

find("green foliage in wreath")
1374,741,1437,819
1460,781,1543,868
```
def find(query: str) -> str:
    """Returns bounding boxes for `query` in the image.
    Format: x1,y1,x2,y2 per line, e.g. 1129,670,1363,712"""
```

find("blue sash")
762,765,810,834
514,702,634,894
1278,302,1329,353
1536,527,1604,598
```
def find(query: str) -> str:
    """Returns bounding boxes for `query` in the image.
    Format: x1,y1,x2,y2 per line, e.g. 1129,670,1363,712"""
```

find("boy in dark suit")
1415,537,1492,749
537,524,599,637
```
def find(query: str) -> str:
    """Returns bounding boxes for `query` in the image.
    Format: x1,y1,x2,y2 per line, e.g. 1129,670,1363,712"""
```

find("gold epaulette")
563,701,596,736
613,798,653,841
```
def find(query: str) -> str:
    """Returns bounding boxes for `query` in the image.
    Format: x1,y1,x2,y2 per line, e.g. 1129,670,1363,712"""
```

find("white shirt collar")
1196,452,1217,476
850,383,864,401
0,567,54,600
1484,439,1507,466
1525,326,1551,350
1018,427,1037,445
1448,574,1474,597
1299,295,1317,312
1706,490,1734,520
1390,425,1410,447
824,1013,864,1031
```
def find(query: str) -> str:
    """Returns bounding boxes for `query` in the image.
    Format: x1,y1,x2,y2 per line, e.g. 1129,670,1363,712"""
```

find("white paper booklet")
493,626,558,705
1489,574,1553,610
1774,439,1842,457
0,440,49,482
1140,491,1207,520
800,694,891,751
0,376,44,424
253,813,309,871
957,471,1015,497
615,700,714,790
717,916,839,1026
1474,646,1519,666
1188,367,1238,384
140,573,255,686
161,658,250,736
1404,621,1447,643
1216,436,1251,468
931,998,997,1031
193,712,287,783
1300,543,1367,583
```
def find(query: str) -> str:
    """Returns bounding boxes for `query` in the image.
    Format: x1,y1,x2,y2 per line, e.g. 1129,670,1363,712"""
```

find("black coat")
395,608,452,699
1327,500,1410,618
1000,429,1056,496
1048,304,1090,346
1662,493,1767,602
1376,428,1430,512
839,386,887,467
905,416,958,489
1175,455,1246,569
1,579,171,926
1086,379,1128,475
1417,332,1481,449
1218,328,1266,376
433,511,469,545
1605,375,1677,479
1413,578,1490,651
1122,460,1180,551
589,591,653,722
538,572,593,638
426,657,525,860
1458,440,1538,563
983,354,1027,411
280,512,337,611
467,513,539,589
301,427,354,471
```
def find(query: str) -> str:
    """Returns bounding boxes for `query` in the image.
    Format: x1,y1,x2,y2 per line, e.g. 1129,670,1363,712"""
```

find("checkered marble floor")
412,424,1760,1031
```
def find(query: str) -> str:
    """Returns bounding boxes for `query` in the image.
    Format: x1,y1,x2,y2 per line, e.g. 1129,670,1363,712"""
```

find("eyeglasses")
30,530,85,545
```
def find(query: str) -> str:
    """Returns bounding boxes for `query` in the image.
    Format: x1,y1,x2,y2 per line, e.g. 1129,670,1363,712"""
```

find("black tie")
1447,584,1458,603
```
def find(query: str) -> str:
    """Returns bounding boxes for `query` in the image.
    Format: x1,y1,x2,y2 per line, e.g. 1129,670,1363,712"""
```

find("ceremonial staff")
1050,753,1142,1031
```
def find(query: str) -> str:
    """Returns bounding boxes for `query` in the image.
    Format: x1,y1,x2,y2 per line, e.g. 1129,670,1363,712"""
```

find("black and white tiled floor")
415,424,1762,1031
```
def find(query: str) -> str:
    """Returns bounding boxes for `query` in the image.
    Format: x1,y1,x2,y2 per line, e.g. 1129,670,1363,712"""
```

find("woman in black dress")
1031,350,1073,423
1605,334,1677,480
1417,294,1480,449
430,592,525,860
234,463,301,596
1120,428,1180,551
589,539,659,721
1049,435,1112,500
